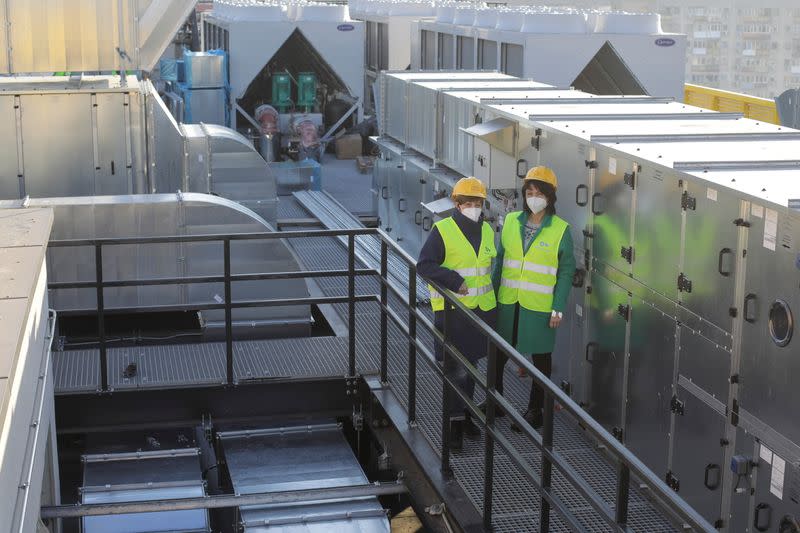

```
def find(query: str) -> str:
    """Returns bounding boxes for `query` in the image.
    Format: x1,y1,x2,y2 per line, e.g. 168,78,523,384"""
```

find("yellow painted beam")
684,83,780,125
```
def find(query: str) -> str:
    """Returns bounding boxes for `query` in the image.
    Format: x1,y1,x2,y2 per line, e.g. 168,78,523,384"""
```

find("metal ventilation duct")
0,0,197,74
0,193,311,339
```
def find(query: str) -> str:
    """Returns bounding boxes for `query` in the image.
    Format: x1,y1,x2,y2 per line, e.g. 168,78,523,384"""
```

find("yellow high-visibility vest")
497,212,568,312
428,217,497,312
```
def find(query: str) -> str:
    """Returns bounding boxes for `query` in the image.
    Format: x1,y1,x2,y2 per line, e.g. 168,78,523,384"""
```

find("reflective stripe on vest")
497,212,568,312
427,217,497,312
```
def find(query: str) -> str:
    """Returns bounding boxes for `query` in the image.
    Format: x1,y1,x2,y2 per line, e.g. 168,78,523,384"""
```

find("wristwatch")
551,310,563,319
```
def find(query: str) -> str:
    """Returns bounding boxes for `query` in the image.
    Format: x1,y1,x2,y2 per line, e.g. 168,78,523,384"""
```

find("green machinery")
271,71,317,112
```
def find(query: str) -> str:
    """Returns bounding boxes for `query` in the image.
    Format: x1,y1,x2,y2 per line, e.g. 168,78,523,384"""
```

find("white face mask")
526,196,548,214
460,206,482,222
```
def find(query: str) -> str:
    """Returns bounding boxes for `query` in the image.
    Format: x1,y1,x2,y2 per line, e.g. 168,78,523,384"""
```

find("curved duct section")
148,82,279,225
1,193,311,339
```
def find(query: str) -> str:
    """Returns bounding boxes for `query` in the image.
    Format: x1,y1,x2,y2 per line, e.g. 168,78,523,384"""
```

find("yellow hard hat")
451,176,487,199
524,166,558,190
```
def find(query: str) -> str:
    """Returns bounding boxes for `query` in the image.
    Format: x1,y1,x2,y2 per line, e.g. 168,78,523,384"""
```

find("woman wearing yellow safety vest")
417,176,497,451
490,166,576,431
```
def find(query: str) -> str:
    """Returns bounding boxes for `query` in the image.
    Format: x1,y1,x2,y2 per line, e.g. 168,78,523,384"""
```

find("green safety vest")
497,212,568,312
428,217,497,312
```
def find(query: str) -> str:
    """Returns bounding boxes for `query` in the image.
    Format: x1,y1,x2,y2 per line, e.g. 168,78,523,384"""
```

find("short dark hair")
521,180,557,216
453,195,484,206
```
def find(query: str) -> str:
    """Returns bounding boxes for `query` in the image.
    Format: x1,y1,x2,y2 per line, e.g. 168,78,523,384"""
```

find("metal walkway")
279,195,682,533
48,197,703,532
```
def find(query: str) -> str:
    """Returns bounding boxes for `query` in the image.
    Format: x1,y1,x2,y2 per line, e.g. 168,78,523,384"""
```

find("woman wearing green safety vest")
417,176,497,451
490,166,576,431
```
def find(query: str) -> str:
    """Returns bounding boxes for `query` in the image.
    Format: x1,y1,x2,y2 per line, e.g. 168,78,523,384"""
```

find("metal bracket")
617,304,631,321
681,191,697,211
670,395,685,415
620,246,634,264
560,381,572,396
677,273,693,293
345,377,359,398
666,470,680,492
623,170,636,189
531,128,542,151
612,426,624,442
352,405,364,432
731,399,740,427
584,159,598,169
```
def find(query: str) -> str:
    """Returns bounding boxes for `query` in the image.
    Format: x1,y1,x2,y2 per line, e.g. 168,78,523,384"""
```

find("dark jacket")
417,210,497,363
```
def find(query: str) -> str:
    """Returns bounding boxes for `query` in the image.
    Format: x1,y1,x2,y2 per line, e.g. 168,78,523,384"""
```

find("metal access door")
586,274,629,430
591,152,635,276
539,136,594,238
624,296,676,476
632,165,683,299
669,361,727,526
729,432,800,533
681,182,740,332
739,208,800,444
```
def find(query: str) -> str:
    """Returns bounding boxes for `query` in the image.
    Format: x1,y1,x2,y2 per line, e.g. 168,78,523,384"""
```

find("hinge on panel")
729,307,738,318
582,228,594,239
734,218,751,228
612,426,624,442
731,399,740,427
531,128,542,151
617,304,631,322
584,159,598,169
670,395,685,415
730,374,739,384
677,273,693,293
623,171,636,189
714,518,724,529
681,191,697,211
666,471,680,492
620,246,634,264
560,381,572,396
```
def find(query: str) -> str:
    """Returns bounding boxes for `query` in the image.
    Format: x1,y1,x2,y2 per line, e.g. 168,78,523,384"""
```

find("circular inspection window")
768,300,794,347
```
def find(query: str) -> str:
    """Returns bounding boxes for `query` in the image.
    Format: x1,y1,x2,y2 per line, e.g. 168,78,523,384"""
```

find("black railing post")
483,340,498,530
407,264,417,425
347,234,356,376
539,391,555,533
380,239,388,384
440,300,452,475
616,462,631,526
223,239,234,386
95,244,108,393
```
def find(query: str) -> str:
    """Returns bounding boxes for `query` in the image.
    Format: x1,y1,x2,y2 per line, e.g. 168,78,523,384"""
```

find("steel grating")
276,195,313,220
52,336,380,394
286,233,683,533
52,349,100,393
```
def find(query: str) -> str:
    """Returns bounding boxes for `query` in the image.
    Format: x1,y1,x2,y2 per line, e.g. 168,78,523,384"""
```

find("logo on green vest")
538,241,549,248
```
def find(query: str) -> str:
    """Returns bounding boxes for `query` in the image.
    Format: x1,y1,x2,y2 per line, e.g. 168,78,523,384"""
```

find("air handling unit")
373,69,800,531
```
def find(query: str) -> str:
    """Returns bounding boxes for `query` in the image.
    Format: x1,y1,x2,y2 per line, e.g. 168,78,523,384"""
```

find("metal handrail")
46,227,714,532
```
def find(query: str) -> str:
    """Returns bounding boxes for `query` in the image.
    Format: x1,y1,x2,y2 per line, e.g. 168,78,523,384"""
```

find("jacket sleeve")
492,232,505,292
552,226,577,313
416,226,465,292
